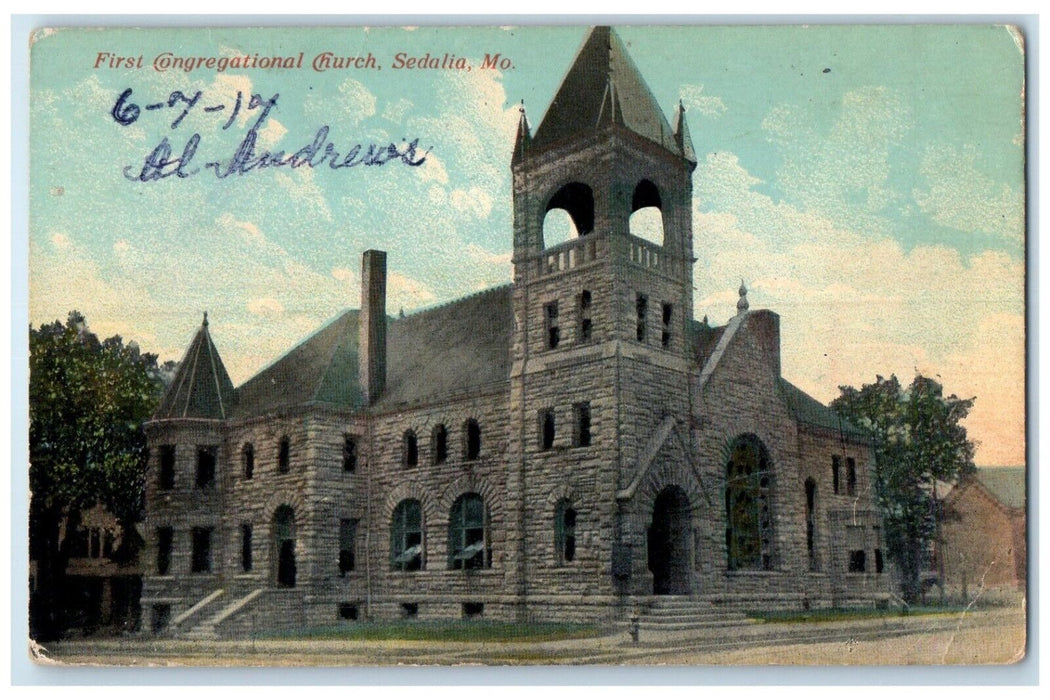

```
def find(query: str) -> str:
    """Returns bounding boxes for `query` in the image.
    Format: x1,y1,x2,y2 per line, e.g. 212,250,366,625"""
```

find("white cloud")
913,144,1024,242
450,187,494,219
247,297,285,318
679,84,727,118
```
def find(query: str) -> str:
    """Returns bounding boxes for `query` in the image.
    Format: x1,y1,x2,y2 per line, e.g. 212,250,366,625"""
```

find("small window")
636,294,648,342
339,518,357,575
832,456,841,495
401,602,419,619
449,493,489,570
545,301,560,349
102,530,115,558
555,499,577,565
278,437,290,473
539,409,555,451
339,603,358,620
191,527,213,573
151,603,171,632
391,500,423,572
579,290,593,342
573,402,591,447
849,550,866,573
875,548,884,574
343,435,357,473
159,445,175,490
242,443,254,480
846,458,857,496
403,430,419,468
462,602,484,619
805,479,818,572
661,302,673,348
196,447,216,487
241,524,253,572
156,527,173,575
465,419,481,461
433,424,448,465
90,528,101,558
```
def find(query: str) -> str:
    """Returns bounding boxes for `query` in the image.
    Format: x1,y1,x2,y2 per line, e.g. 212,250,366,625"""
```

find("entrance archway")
647,485,692,595
273,505,296,587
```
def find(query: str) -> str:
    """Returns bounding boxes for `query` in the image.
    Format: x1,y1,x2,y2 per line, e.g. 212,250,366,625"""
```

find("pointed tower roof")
532,26,681,155
154,312,236,420
673,100,697,164
511,100,532,166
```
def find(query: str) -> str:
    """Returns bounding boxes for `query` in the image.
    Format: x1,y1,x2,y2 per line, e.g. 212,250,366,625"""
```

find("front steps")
634,596,755,631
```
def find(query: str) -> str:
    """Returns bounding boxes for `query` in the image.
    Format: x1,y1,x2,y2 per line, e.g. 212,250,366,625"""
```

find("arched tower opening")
542,182,594,248
629,179,665,245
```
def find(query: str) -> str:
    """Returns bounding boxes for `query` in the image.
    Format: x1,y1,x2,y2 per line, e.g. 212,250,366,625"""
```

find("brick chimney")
359,250,387,404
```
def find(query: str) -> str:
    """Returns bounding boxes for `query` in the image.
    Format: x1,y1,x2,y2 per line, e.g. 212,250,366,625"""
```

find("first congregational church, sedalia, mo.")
140,27,892,638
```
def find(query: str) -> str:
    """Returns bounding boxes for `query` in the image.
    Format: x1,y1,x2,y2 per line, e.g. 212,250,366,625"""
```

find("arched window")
432,424,449,465
278,436,290,473
805,478,818,572
242,443,254,480
390,500,423,571
449,493,489,570
403,430,419,468
724,434,775,571
542,182,594,248
629,179,664,245
554,499,577,565
464,419,481,461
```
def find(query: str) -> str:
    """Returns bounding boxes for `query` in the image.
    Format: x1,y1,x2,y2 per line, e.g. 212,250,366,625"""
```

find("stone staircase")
179,588,306,639
635,596,756,631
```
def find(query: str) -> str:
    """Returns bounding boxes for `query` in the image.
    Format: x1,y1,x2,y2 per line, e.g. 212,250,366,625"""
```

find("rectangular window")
339,518,357,576
636,294,648,342
339,603,358,620
343,435,357,473
539,409,555,450
156,526,173,575
661,302,673,348
195,446,216,488
401,602,419,619
159,445,175,490
874,548,884,574
151,604,171,632
848,549,866,573
241,524,253,572
462,602,484,619
278,437,290,473
832,455,841,495
579,290,593,342
191,527,213,573
90,528,101,559
846,457,857,496
545,301,560,349
573,402,592,447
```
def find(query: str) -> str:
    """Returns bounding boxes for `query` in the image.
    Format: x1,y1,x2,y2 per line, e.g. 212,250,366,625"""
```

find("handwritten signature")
114,88,429,182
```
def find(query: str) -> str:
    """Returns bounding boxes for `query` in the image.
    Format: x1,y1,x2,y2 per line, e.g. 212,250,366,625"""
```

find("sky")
28,25,1026,466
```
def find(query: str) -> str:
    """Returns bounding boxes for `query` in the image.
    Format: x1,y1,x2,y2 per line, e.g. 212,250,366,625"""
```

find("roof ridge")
397,283,513,320
238,308,357,390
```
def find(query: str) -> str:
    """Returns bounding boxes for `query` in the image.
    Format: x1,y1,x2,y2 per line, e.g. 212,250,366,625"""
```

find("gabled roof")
531,26,681,155
778,379,870,443
234,309,364,418
973,467,1026,511
154,313,235,420
231,285,514,418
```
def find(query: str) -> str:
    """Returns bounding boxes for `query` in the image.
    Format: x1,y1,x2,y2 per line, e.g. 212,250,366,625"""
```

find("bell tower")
505,26,700,612
510,26,698,361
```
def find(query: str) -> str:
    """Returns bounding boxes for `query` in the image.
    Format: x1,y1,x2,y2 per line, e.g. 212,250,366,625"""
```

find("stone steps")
634,597,754,630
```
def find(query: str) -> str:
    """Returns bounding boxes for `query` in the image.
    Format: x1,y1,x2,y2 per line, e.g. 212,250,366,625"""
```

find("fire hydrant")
629,614,640,644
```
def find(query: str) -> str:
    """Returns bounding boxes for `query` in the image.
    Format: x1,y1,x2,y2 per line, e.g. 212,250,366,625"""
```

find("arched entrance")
273,505,296,587
647,485,693,595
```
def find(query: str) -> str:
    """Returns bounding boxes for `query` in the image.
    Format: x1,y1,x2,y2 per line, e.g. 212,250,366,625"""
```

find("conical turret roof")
154,313,236,420
532,26,681,155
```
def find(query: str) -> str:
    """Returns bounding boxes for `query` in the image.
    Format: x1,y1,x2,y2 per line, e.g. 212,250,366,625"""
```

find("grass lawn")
747,605,970,624
265,619,607,642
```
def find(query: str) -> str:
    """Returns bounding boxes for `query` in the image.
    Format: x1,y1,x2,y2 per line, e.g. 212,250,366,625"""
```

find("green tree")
831,374,976,603
29,311,166,640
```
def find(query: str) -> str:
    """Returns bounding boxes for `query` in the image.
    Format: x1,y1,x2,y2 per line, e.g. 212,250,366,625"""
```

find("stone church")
141,27,890,637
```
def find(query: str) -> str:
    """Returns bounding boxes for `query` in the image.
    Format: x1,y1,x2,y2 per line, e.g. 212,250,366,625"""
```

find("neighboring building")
937,467,1026,603
140,27,890,637
31,504,142,634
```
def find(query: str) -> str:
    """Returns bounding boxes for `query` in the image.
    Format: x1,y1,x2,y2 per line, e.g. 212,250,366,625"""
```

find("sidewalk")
38,606,1025,666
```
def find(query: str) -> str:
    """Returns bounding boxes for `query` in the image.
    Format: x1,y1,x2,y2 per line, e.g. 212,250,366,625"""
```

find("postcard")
25,23,1026,667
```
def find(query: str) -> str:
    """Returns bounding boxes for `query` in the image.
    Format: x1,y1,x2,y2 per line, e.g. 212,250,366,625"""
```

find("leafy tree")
831,374,976,603
29,311,166,639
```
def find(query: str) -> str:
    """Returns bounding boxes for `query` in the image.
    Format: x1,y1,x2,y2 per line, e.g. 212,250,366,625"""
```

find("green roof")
531,27,682,155
778,379,870,443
